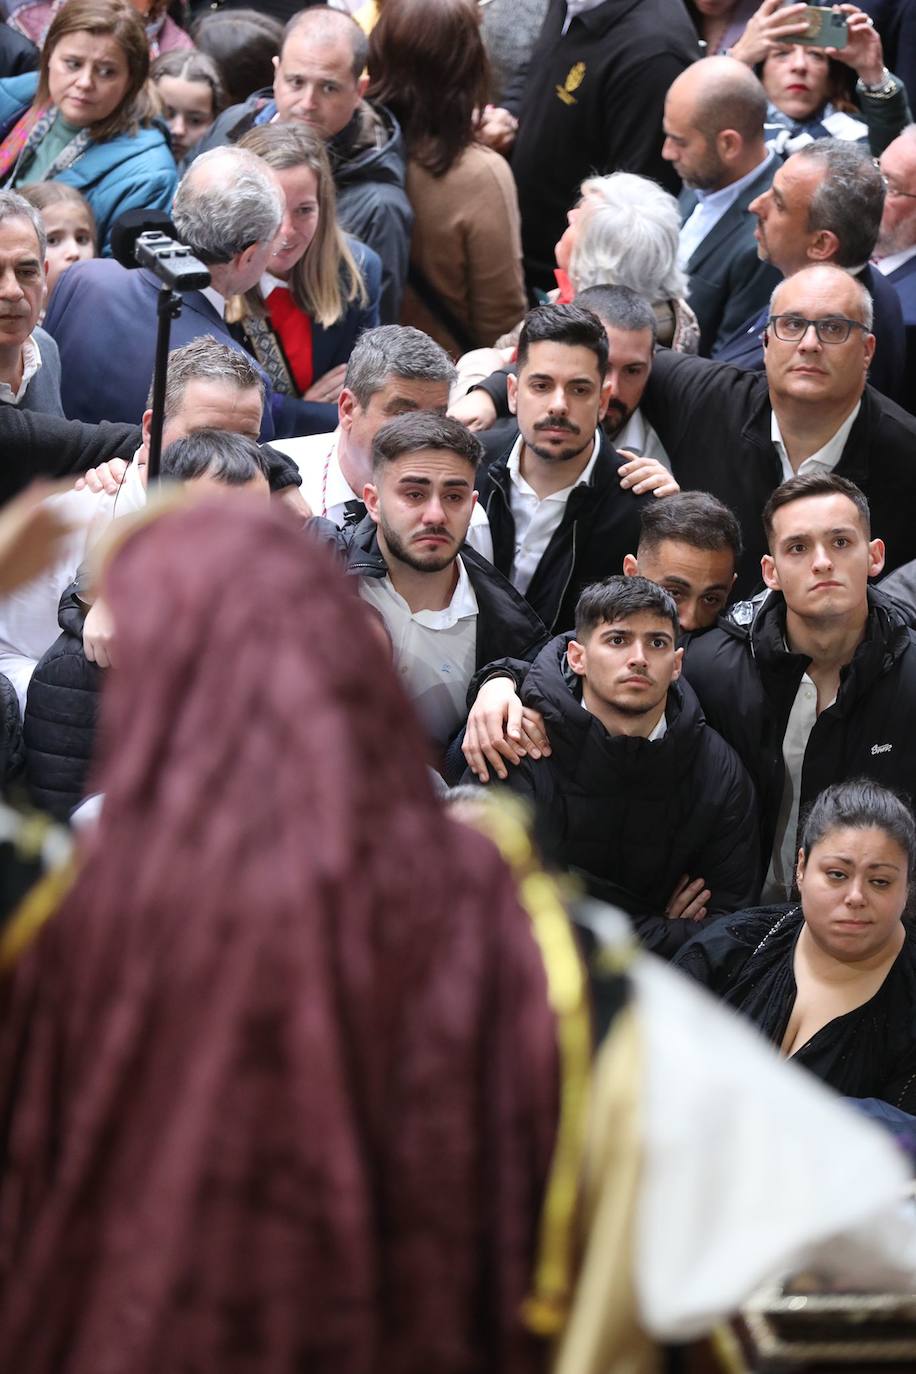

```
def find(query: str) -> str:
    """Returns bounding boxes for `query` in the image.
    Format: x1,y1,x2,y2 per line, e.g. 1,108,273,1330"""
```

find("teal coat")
0,73,177,252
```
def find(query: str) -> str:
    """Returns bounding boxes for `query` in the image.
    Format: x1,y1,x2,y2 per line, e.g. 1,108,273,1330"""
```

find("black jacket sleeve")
259,442,303,492
0,411,140,506
470,366,513,419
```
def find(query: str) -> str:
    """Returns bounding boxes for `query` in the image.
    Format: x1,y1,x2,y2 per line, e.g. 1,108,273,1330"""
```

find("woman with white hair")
553,172,699,352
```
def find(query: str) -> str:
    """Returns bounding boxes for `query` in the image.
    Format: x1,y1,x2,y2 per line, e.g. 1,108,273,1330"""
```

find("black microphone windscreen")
110,209,177,269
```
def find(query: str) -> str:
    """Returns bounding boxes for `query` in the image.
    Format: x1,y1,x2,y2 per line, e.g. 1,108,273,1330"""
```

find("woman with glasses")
730,0,910,157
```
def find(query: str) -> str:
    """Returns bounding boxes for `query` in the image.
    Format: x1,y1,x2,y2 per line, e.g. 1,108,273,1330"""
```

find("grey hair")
795,139,885,267
343,325,456,406
0,190,46,261
569,173,687,300
769,267,874,330
161,428,269,484
172,147,284,261
146,335,265,414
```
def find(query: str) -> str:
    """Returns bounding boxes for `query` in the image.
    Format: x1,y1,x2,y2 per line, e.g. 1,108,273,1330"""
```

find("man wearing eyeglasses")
874,127,916,405
640,261,916,596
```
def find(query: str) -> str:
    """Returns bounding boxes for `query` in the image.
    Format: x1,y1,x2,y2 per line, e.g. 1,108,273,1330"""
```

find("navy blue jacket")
884,253,916,413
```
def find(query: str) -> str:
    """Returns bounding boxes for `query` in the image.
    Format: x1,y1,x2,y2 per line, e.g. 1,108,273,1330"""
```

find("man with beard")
472,300,675,633
314,409,546,758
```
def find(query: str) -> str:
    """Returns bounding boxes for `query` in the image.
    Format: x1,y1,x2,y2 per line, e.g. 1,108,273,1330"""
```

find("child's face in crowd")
156,75,216,162
42,201,95,296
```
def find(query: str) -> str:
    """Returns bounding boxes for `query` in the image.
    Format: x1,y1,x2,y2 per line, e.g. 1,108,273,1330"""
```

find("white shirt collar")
770,400,861,483
562,0,605,31
874,244,916,276
199,284,226,319
323,430,361,515
507,431,601,500
0,333,40,405
612,409,646,454
382,555,478,630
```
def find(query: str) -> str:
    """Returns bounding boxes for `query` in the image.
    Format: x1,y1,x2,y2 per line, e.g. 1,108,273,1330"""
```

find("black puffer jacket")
23,585,100,821
502,633,760,956
682,587,916,863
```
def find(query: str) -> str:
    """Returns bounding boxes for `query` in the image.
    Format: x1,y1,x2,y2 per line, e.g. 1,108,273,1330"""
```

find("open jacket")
0,73,177,253
682,587,916,865
313,514,548,674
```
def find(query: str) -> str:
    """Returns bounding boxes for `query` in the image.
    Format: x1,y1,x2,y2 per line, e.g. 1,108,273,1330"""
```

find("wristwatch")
857,67,898,98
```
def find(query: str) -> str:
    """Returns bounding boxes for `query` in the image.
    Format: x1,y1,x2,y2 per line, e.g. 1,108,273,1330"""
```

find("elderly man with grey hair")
40,146,311,439
0,189,63,417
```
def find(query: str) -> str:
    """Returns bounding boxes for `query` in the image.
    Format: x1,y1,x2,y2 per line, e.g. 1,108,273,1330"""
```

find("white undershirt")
0,333,40,406
507,431,600,595
359,557,479,745
761,669,837,903
770,402,861,484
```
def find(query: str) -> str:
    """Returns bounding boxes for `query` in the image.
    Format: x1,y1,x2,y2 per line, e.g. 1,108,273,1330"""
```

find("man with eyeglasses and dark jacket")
640,262,916,597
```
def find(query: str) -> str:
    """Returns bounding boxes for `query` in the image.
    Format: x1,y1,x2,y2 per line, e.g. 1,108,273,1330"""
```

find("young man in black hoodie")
490,575,759,956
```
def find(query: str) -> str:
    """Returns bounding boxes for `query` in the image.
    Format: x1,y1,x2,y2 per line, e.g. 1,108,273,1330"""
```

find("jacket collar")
341,516,547,667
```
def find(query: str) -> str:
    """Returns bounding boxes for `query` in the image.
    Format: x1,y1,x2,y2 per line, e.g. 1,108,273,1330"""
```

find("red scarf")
266,285,314,394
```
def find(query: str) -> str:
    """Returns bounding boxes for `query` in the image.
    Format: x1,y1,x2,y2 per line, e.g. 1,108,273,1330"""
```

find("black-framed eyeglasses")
881,174,916,201
768,314,869,345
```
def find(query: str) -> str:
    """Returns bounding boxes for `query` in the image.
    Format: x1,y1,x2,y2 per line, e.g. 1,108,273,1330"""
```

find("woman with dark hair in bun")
676,778,916,1111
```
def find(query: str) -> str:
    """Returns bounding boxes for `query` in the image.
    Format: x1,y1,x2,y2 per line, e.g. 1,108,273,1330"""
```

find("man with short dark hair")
192,5,412,321
474,301,674,634
315,410,545,756
682,472,916,901
623,491,741,633
662,56,781,356
715,138,906,403
480,574,758,955
642,262,916,595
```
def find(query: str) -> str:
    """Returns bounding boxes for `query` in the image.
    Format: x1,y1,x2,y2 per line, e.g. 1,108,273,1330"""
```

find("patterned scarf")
0,103,92,185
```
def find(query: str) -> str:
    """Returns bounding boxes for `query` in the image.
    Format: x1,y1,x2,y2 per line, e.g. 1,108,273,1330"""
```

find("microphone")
109,209,176,269
109,209,211,292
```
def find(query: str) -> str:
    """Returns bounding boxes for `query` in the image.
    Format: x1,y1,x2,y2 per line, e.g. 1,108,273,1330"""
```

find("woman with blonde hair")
235,122,380,431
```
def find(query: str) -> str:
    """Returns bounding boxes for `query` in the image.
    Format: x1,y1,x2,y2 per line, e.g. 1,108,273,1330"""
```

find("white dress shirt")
0,457,147,713
271,429,494,558
359,557,479,745
874,245,916,276
0,333,41,406
770,402,861,484
612,408,671,470
678,152,774,268
506,431,600,594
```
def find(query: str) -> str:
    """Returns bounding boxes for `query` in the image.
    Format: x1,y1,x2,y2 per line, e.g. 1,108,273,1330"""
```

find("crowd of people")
0,0,916,1367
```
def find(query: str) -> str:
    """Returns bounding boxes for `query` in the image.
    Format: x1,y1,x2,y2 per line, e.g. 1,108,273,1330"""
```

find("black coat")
0,409,138,508
23,585,101,821
713,263,907,409
506,0,698,288
682,588,916,864
502,632,760,957
476,433,651,634
313,514,548,677
642,350,916,597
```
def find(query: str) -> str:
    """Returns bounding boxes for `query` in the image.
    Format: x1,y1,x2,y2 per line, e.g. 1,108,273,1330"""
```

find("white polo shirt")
271,429,495,558
359,557,479,745
506,432,600,595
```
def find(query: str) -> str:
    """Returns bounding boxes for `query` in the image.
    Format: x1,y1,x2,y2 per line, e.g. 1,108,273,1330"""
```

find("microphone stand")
133,232,212,485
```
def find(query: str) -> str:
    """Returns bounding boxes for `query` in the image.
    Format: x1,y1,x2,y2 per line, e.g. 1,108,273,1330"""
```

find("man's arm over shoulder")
0,409,140,505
